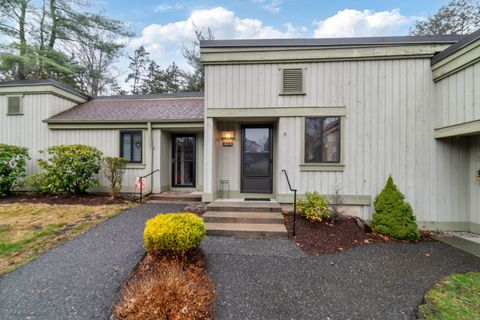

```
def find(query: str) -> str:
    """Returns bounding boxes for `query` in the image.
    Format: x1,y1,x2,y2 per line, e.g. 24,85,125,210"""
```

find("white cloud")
131,6,303,60
154,3,183,13
253,0,283,13
314,9,410,38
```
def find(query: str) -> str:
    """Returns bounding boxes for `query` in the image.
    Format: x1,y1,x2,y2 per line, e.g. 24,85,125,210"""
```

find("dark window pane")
244,153,270,176
121,131,142,163
132,133,142,162
321,117,340,162
305,117,323,163
121,133,132,162
173,136,195,186
244,128,269,152
304,117,340,163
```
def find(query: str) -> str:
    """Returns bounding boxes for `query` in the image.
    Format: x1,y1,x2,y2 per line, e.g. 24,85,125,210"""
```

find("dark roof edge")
0,79,90,99
200,35,462,48
93,92,204,100
431,29,480,65
44,118,204,124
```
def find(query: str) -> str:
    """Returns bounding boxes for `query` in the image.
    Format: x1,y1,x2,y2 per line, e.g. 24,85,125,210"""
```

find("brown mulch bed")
113,250,216,320
283,213,435,255
0,193,133,206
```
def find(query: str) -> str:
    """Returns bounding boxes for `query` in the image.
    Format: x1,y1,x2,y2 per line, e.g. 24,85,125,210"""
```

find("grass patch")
418,272,480,320
0,201,134,275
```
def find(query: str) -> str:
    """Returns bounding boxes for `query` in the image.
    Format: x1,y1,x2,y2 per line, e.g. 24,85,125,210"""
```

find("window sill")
6,113,24,116
300,163,345,172
126,163,146,169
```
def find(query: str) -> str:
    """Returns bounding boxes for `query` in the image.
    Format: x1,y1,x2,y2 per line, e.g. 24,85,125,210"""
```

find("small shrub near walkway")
372,175,420,241
417,272,480,320
113,212,216,320
0,144,30,197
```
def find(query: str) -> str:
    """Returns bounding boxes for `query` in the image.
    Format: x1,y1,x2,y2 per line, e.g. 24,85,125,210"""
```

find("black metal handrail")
281,169,297,236
138,169,159,203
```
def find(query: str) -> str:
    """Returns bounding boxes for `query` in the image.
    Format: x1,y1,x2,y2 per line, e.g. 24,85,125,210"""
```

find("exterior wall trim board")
207,107,346,118
0,86,88,104
431,40,480,81
434,119,480,138
201,44,451,65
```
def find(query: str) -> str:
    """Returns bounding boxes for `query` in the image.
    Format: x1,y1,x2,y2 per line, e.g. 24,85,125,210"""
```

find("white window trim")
300,115,346,172
118,129,146,168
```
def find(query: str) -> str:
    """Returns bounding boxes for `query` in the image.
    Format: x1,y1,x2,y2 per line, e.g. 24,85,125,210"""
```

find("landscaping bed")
0,195,134,274
113,213,216,320
283,213,434,255
113,251,216,320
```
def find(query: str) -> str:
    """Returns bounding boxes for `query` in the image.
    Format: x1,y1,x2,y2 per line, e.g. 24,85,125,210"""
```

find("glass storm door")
172,135,195,187
241,125,273,194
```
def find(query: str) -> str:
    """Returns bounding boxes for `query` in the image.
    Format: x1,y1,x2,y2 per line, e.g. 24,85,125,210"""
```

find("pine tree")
140,61,166,94
182,27,214,92
125,46,150,94
372,176,420,241
163,62,183,93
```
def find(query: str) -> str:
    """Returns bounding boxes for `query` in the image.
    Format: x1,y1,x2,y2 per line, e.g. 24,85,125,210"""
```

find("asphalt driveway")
201,237,480,320
1,204,479,320
0,203,184,320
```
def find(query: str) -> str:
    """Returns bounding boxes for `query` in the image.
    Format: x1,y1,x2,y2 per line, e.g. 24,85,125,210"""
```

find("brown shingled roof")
45,92,204,123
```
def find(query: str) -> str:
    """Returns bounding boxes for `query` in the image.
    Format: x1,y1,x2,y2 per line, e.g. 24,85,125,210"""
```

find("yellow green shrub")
144,213,206,256
297,191,330,222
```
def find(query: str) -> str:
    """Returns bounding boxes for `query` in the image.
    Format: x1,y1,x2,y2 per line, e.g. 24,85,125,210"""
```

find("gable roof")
45,92,204,123
200,35,462,48
0,79,90,99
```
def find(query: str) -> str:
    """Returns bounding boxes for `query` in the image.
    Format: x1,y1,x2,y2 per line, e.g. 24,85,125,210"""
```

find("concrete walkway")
0,203,184,320
201,237,480,320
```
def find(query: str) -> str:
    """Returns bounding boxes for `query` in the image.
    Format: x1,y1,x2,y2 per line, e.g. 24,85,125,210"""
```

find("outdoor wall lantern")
221,131,235,147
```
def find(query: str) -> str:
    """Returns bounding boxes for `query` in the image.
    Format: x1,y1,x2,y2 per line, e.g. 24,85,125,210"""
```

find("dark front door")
241,125,273,194
172,135,195,187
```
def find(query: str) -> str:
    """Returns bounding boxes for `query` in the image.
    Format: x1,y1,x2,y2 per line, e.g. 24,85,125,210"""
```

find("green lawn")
0,202,134,275
418,272,480,320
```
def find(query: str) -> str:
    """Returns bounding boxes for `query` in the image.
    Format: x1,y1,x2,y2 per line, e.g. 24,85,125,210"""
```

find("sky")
94,0,448,88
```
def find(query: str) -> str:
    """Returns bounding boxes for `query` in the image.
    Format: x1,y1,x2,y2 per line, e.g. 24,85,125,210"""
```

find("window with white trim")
304,117,341,163
120,131,143,163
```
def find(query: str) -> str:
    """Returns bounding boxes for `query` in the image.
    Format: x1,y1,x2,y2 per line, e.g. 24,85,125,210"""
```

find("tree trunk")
48,0,57,49
17,0,28,79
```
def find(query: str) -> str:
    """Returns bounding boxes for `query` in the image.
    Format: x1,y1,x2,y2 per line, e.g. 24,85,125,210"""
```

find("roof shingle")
46,93,204,123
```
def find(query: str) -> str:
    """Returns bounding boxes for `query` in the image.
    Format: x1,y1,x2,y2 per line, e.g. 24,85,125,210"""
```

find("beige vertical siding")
205,58,470,223
159,131,171,191
469,136,480,226
1,93,78,175
436,61,480,127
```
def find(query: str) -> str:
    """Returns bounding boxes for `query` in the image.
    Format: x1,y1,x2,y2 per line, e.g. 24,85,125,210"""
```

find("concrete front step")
148,193,202,202
207,201,282,213
145,200,196,205
203,211,284,224
205,222,288,239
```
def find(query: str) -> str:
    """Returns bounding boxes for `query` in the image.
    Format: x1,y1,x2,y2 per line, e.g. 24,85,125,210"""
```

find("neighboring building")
1,30,479,232
0,82,204,194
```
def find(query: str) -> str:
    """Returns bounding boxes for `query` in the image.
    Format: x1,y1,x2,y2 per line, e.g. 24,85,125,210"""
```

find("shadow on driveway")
201,237,480,320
